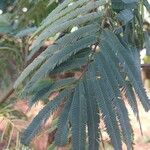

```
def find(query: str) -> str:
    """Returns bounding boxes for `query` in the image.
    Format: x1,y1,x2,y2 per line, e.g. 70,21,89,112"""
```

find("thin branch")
141,64,150,68
0,88,14,104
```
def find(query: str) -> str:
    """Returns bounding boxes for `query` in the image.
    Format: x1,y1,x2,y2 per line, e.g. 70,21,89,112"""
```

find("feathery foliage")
13,0,150,149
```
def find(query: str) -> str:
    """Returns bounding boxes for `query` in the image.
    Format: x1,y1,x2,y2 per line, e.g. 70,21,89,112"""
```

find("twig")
0,88,14,104
141,64,150,68
78,43,99,80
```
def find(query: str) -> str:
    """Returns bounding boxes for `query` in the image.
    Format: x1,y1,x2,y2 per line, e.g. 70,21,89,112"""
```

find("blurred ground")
128,100,150,150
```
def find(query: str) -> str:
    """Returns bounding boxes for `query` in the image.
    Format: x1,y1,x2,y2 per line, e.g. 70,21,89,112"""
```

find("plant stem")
0,88,14,104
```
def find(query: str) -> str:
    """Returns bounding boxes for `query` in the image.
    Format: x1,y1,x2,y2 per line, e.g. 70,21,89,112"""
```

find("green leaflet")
38,0,88,33
99,40,139,117
111,0,138,11
14,23,99,89
42,0,105,31
50,57,87,74
39,0,86,31
122,0,137,3
42,0,73,25
101,30,150,111
21,89,69,145
28,23,99,61
117,9,134,25
22,35,97,95
50,48,90,74
100,36,142,136
83,75,99,150
70,81,87,150
28,77,76,107
87,63,122,150
49,77,76,91
54,93,73,146
96,53,132,149
28,78,53,94
29,0,105,53
28,79,53,106
125,80,142,133
30,11,102,52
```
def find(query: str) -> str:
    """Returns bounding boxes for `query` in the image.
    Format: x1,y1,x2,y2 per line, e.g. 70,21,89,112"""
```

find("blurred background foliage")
0,1,58,149
0,0,59,91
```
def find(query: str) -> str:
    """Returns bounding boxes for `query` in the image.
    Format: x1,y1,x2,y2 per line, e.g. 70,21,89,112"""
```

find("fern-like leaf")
70,81,87,150
83,75,100,150
14,0,150,150
54,93,73,146
87,63,122,150
96,53,133,149
21,90,69,145
14,23,99,89
101,30,150,111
